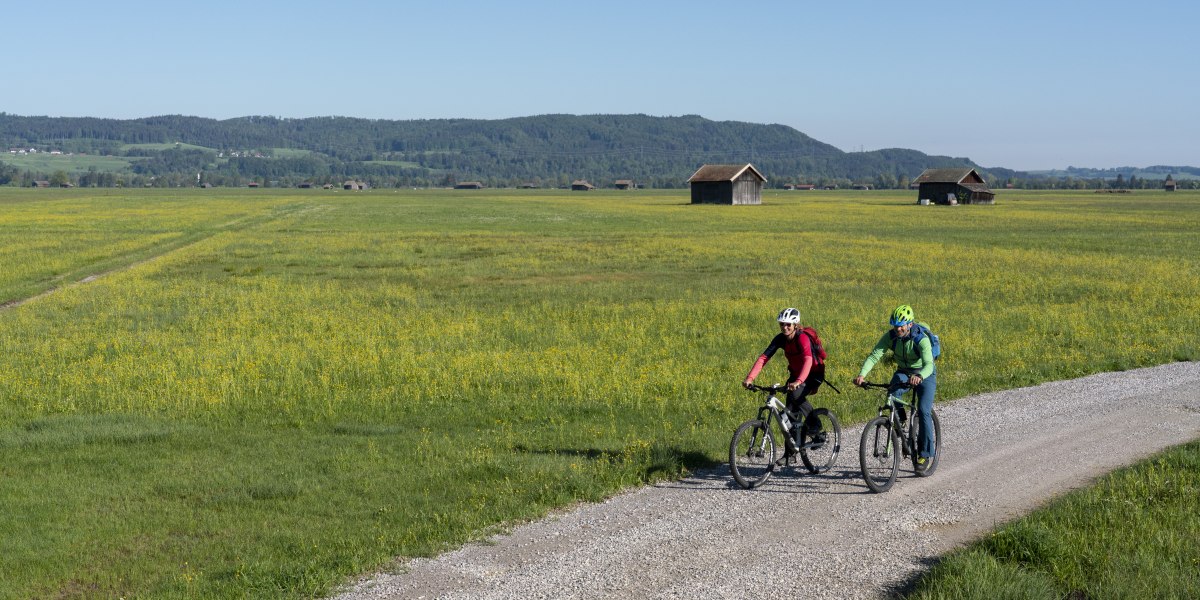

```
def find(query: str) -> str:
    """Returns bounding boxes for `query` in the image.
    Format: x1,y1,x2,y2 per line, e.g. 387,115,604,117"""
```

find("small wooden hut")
687,163,765,205
614,179,634,190
1164,175,1177,192
454,181,484,189
912,168,995,205
571,180,595,191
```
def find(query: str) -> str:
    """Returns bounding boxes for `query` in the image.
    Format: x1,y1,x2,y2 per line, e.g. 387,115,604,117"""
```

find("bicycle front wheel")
911,409,942,477
800,408,841,474
860,416,899,493
730,419,776,489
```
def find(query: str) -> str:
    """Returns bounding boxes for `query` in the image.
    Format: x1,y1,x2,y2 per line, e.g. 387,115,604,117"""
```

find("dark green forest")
1,112,1192,189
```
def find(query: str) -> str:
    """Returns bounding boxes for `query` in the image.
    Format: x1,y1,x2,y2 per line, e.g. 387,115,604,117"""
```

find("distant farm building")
852,184,873,191
614,179,635,190
454,181,485,189
1165,175,1177,192
198,182,213,188
913,168,995,205
298,182,314,188
247,182,259,188
785,183,816,191
519,182,539,189
31,180,50,188
571,180,595,191
343,180,368,191
687,163,766,205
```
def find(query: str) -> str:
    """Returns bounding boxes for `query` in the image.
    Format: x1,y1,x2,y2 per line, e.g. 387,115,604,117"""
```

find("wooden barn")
912,168,995,205
343,180,368,191
614,179,634,190
687,163,765,205
1164,175,1177,192
571,180,595,191
454,181,484,189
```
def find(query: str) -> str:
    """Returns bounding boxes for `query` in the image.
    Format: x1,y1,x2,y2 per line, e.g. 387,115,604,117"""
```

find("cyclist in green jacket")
853,304,936,469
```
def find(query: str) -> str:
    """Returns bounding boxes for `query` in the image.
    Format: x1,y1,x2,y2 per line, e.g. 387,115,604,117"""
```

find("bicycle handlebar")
856,381,914,391
745,383,786,393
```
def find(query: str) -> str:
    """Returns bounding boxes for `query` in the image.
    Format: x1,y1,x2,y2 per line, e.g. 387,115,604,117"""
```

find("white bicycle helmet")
776,307,801,324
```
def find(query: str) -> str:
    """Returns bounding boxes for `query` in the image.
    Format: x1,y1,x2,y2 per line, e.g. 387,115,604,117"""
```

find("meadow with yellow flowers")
1,187,1197,597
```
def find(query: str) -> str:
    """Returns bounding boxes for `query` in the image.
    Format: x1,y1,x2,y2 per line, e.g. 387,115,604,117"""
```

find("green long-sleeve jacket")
857,330,935,379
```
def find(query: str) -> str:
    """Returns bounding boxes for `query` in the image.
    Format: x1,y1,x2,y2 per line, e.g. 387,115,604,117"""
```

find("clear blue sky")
6,0,1196,171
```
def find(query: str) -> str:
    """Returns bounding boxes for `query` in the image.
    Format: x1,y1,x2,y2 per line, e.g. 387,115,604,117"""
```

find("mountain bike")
856,381,941,493
729,383,842,489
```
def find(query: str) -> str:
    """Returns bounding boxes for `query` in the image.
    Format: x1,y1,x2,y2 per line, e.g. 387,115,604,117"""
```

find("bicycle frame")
879,392,916,459
749,384,801,450
865,382,918,459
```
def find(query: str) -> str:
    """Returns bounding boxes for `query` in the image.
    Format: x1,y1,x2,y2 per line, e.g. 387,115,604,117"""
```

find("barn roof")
912,168,983,185
687,163,766,183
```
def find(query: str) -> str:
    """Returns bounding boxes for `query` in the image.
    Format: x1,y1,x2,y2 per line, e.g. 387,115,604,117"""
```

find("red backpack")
799,327,827,364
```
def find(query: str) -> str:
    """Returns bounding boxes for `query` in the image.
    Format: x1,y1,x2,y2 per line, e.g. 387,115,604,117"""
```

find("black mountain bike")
856,381,941,493
729,383,842,489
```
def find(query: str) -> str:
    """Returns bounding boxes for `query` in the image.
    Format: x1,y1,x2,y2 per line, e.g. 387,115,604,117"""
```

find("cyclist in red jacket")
743,308,826,456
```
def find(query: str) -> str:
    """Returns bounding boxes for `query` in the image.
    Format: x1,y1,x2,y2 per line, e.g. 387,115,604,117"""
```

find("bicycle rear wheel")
860,416,899,493
799,408,841,474
730,419,776,489
911,409,942,477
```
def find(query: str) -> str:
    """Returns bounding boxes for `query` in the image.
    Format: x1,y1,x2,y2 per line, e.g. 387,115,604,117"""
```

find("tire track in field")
0,203,315,311
329,361,1200,600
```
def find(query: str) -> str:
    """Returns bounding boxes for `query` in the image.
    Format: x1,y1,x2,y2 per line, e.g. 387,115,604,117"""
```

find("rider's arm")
916,336,935,379
745,335,784,383
745,354,769,383
856,332,892,378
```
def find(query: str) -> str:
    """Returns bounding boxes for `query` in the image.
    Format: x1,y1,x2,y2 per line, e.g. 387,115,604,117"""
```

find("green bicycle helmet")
889,304,914,327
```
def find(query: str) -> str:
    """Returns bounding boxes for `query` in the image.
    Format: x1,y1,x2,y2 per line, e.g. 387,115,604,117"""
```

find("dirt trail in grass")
331,362,1200,600
0,206,307,311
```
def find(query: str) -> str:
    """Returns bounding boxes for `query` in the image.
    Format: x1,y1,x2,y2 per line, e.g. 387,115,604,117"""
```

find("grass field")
0,187,1197,598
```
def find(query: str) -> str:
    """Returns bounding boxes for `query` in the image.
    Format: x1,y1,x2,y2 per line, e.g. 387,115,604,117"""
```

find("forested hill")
0,112,1000,188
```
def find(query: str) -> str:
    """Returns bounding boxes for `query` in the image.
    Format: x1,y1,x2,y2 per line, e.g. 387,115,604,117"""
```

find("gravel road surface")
331,362,1200,599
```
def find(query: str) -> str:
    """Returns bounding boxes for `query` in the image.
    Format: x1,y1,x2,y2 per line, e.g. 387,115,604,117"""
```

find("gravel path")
331,362,1200,600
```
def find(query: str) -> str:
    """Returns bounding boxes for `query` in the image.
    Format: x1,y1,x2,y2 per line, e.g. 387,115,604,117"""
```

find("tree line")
0,112,1190,190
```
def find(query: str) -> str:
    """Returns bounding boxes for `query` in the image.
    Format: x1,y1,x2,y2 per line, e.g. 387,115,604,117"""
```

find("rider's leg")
888,371,910,423
787,387,820,440
915,372,937,458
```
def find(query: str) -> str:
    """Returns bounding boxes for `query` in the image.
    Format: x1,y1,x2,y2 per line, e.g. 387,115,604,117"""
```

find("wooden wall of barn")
732,175,762,205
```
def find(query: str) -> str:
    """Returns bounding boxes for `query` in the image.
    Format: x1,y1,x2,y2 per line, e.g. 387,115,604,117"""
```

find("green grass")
908,439,1200,599
270,148,316,158
361,159,423,168
0,188,1198,598
121,143,218,153
1,153,136,174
